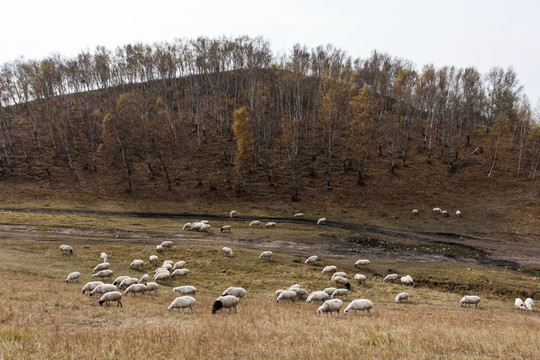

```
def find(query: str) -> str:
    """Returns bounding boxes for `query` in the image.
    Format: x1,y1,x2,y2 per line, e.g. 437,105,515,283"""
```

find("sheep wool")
317,299,343,317
211,295,240,314
81,281,104,295
460,295,481,308
395,292,409,303
344,299,373,315
168,296,197,313
65,272,80,283
99,291,123,307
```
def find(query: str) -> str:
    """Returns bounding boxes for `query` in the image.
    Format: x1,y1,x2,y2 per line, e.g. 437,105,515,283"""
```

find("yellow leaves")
232,106,254,176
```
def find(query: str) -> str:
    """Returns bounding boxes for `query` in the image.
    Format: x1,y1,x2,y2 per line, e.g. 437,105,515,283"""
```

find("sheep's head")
99,300,104,306
211,300,223,314
345,282,351,290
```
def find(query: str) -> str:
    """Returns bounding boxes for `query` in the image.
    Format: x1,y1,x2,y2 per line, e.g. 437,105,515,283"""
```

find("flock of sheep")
60,210,535,316
411,207,462,218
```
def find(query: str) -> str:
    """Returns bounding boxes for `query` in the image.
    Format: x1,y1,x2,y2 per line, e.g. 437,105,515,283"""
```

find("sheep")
92,270,113,279
456,210,462,218
145,282,159,296
442,210,449,217
119,277,139,289
221,225,232,233
515,298,526,310
401,275,415,287
160,262,173,271
100,252,108,263
293,213,304,218
128,259,143,270
138,274,149,284
81,281,104,295
322,265,337,274
331,289,349,299
249,220,261,227
222,287,246,300
383,274,399,283
460,295,481,308
344,299,373,315
93,262,110,273
230,210,237,218
323,287,337,296
411,209,419,216
65,272,81,283
154,271,171,283
289,284,302,289
307,291,330,303
162,260,174,266
99,291,123,307
173,286,197,296
59,244,73,254
288,287,309,300
524,298,534,312
333,276,351,289
171,268,189,278
305,255,319,265
181,222,192,230
199,224,211,232
200,220,209,224
223,247,233,257
317,299,343,317
156,245,163,253
433,207,443,214
124,283,147,296
90,284,117,297
113,276,130,286
317,218,327,225
276,290,297,302
149,255,158,266
168,296,196,313
172,261,186,270
354,274,367,284
161,241,173,249
331,272,347,280
265,221,277,228
259,251,273,260
395,292,409,303
211,295,240,314
354,259,370,268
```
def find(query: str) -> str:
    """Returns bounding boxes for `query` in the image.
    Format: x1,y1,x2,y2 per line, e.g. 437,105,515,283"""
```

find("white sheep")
149,255,158,266
411,209,419,216
161,241,173,249
156,244,163,253
317,218,327,225
173,286,197,296
223,247,233,257
331,288,349,299
383,274,399,283
442,210,449,217
99,291,123,307
323,287,337,296
322,265,337,274
90,284,117,297
93,262,110,273
524,298,534,312
354,259,370,268
113,276,130,286
344,299,373,315
221,225,232,233
119,277,139,289
171,268,189,278
168,296,196,313
154,271,171,282
460,295,481,308
456,210,462,217
222,287,246,300
433,207,443,214
124,283,147,296
395,292,409,303
276,290,297,302
129,259,144,270
211,295,240,314
400,275,415,287
59,245,73,254
199,224,211,232
100,252,108,263
230,210,237,218
265,221,276,228
259,251,273,260
172,261,186,270
138,274,149,284
331,272,347,280
145,282,159,296
305,255,319,265
317,299,343,317
354,274,367,284
333,276,351,289
65,272,81,283
92,269,113,279
515,298,526,310
249,220,261,227
307,291,330,303
288,287,309,300
293,213,304,218
181,222,193,231
162,260,174,266
81,281,104,295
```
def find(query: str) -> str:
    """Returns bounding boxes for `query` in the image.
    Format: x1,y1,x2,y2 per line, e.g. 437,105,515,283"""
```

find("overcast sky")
2,0,539,104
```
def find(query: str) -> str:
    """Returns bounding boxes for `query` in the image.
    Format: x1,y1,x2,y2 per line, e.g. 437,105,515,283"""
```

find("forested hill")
0,36,539,210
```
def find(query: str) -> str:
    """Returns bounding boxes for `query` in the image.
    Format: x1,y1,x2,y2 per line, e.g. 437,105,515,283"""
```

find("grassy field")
0,235,538,359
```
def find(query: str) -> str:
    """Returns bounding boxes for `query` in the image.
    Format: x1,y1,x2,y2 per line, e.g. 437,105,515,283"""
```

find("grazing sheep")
230,210,237,218
305,255,319,265
259,251,273,260
288,287,309,300
138,274,149,284
92,270,113,279
317,299,343,317
168,296,196,313
411,209,419,216
354,274,367,284
333,276,351,289
289,284,302,289
154,272,171,283
276,290,297,302
99,291,123,307
265,221,276,228
156,245,163,253
93,262,110,273
401,275,415,287
173,286,197,296
90,284,117,297
200,224,211,232
161,262,173,271
354,259,370,268
171,268,189,278
162,260,174,266
100,252,108,263
331,272,347,280
331,289,349,299
250,220,261,227
60,245,73,254
460,295,481,308
317,218,327,225
384,274,399,283
124,283,147,296
211,295,240,314
129,259,144,270
81,281,104,295
344,299,373,315
149,255,158,266
119,277,139,289
172,261,186,270
524,298,534,312
65,272,81,283
221,225,232,233
293,213,304,218
323,287,337,296
223,247,233,257
161,241,173,249
456,210,462,217
145,282,159,296
181,222,192,230
395,292,409,303
442,210,450,217
307,291,330,303
322,265,337,274
433,207,443,214
113,276,130,286
222,287,246,300
515,298,526,310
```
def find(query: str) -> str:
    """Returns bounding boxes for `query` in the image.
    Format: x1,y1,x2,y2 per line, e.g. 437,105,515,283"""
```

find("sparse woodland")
0,36,539,200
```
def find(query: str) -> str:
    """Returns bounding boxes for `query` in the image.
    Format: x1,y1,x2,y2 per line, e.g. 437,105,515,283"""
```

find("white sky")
1,0,539,104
